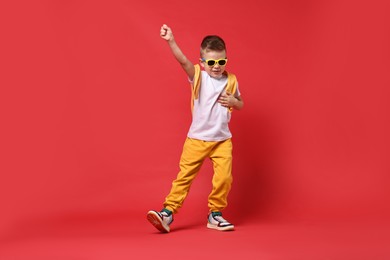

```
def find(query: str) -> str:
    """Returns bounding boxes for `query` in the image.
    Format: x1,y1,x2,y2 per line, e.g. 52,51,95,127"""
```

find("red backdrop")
1,0,389,240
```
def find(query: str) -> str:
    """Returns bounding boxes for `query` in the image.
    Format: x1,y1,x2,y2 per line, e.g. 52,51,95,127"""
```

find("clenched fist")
160,24,174,41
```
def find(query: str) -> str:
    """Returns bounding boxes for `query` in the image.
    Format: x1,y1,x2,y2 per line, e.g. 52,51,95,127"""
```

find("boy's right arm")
160,24,195,80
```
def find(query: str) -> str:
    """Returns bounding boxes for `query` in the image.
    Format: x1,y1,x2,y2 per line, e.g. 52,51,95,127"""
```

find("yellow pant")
164,137,233,214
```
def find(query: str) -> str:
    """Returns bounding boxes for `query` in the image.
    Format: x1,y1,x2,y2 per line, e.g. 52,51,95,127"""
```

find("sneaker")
207,212,234,231
147,210,173,233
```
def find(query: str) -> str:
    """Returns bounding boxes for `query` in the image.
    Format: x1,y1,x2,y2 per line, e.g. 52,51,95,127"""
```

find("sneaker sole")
207,223,235,231
147,211,170,233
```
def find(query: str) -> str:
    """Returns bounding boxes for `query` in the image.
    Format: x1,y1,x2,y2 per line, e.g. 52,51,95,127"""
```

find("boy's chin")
209,72,223,79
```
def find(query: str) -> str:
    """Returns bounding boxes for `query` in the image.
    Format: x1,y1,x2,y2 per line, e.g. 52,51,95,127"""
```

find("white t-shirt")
187,71,240,141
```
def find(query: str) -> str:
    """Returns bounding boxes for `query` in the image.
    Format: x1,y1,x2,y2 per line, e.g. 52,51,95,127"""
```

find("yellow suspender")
191,64,201,112
226,73,237,113
191,64,237,113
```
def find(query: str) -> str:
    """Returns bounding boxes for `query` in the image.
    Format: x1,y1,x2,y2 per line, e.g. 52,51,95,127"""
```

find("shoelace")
214,215,229,223
161,212,172,221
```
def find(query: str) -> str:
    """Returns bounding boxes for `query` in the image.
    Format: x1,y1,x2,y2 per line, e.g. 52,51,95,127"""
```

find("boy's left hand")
218,92,237,108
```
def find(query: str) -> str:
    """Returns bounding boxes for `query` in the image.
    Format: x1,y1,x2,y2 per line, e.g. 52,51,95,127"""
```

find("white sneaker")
147,210,173,233
207,212,234,231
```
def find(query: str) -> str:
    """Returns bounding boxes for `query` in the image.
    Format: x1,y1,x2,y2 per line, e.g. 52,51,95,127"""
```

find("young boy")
147,24,243,232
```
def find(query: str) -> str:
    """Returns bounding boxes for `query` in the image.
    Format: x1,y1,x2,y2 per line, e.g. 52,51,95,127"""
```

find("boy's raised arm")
160,24,195,80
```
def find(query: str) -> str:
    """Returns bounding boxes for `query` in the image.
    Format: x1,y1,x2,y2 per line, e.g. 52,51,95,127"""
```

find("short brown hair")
200,35,226,56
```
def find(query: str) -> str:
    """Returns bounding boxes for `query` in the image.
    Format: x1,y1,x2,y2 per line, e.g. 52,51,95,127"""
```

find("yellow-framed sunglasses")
201,58,228,66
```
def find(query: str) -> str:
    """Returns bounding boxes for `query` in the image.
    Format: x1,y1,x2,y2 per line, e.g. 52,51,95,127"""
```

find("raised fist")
160,24,173,41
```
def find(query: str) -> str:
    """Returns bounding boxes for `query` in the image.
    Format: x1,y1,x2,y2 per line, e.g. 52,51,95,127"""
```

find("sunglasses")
201,58,228,66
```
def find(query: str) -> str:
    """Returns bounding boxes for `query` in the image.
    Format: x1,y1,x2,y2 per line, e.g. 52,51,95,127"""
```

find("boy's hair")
200,35,226,56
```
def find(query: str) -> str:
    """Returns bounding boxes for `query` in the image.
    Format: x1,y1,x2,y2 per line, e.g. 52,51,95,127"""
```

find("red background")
1,0,389,259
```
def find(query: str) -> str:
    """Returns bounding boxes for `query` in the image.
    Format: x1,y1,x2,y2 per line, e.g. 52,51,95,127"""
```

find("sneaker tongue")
211,212,222,217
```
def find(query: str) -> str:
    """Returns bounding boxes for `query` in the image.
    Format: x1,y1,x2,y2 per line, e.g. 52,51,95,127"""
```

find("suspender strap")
191,64,202,112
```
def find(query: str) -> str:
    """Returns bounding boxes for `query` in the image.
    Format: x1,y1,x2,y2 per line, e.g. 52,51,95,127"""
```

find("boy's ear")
199,58,205,68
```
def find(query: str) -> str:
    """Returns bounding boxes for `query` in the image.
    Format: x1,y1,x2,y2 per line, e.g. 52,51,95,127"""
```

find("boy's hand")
218,92,237,108
160,24,173,41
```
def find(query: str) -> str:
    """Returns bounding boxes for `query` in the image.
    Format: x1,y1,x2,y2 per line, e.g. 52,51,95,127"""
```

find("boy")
147,24,243,232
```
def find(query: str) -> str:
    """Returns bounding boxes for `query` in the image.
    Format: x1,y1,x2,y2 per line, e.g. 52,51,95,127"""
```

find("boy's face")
200,50,227,79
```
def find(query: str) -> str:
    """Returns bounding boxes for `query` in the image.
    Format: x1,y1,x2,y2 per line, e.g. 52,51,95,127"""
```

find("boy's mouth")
210,71,223,79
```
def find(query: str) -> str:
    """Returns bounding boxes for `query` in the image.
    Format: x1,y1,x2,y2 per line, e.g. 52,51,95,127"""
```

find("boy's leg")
163,138,208,213
208,139,233,212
